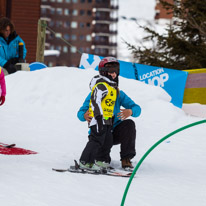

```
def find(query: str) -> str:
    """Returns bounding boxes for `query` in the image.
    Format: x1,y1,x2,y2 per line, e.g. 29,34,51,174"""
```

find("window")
63,46,68,53
50,8,55,14
48,62,53,67
87,10,92,16
80,10,85,15
64,9,69,15
48,33,55,40
64,21,70,28
49,21,54,27
94,48,100,53
79,22,84,28
70,46,77,53
64,34,70,40
56,45,62,51
94,36,100,41
86,35,91,41
55,33,62,38
80,0,85,2
100,48,107,55
79,47,84,52
65,0,70,2
57,0,63,2
56,21,63,27
72,0,78,2
88,0,92,2
86,47,90,53
71,21,77,28
71,35,77,40
41,8,47,15
56,8,63,15
86,23,91,28
79,35,84,40
72,10,78,16
50,45,54,50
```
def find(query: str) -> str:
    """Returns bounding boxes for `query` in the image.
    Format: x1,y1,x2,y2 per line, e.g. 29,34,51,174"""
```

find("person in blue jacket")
77,57,141,169
0,17,27,74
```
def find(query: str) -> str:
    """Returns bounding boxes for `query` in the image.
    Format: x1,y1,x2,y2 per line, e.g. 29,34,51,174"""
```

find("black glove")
95,115,104,133
3,61,17,74
10,57,19,64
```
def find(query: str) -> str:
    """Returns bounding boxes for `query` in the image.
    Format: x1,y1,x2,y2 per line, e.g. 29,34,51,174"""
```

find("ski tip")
52,168,69,172
74,159,80,169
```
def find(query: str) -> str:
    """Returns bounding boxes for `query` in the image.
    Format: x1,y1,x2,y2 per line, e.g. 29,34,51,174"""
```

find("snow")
1,67,206,206
117,0,170,61
119,0,155,20
44,50,60,56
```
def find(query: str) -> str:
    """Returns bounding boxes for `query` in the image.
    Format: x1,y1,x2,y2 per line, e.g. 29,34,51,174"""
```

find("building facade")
0,0,40,63
41,0,118,67
155,0,181,20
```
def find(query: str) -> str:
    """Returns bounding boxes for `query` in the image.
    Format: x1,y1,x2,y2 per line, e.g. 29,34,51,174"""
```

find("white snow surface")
1,67,206,206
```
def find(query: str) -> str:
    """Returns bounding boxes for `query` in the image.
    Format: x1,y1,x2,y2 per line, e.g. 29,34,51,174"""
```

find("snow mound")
1,67,205,206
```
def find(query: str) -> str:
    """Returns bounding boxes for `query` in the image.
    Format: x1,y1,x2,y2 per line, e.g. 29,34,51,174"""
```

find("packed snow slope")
1,67,206,206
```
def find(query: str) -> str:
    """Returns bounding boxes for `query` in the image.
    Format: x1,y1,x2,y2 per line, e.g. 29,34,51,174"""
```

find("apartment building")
41,0,119,67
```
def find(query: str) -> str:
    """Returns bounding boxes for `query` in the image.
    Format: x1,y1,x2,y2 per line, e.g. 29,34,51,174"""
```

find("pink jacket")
0,67,6,97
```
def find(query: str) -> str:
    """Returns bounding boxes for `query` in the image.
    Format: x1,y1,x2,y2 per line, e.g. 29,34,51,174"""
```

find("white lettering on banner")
139,68,165,80
147,73,169,87
140,68,169,87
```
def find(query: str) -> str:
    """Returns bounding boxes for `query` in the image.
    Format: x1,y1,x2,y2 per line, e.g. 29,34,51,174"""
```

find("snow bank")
0,67,205,206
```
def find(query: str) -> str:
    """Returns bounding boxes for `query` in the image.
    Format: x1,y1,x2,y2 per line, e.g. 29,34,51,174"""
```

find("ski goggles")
104,63,120,74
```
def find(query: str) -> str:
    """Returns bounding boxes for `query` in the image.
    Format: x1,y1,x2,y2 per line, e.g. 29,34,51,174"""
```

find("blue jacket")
77,90,141,129
0,32,27,67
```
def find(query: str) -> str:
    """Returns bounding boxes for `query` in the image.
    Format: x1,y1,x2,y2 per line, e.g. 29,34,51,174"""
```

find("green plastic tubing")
121,119,206,206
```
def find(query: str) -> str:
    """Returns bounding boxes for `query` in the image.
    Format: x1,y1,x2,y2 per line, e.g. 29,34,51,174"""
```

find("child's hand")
84,110,92,123
117,109,132,120
0,96,5,106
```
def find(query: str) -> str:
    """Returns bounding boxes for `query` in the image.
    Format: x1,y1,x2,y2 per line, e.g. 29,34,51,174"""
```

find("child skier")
0,67,6,106
79,57,120,171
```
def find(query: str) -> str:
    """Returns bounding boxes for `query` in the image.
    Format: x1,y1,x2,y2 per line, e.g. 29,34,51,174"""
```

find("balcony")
94,16,118,22
92,41,117,48
93,25,117,35
94,3,119,10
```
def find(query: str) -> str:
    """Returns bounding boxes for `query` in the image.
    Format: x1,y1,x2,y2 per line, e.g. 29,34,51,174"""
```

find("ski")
52,160,133,177
0,143,16,148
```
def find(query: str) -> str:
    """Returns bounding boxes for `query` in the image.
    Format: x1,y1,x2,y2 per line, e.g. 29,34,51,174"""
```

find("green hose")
121,119,206,206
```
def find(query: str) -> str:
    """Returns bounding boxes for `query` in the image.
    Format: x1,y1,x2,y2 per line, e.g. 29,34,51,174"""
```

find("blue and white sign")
79,53,188,108
136,63,188,108
79,53,103,71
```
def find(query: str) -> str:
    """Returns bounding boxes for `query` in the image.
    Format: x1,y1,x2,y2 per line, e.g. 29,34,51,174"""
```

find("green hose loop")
121,119,206,206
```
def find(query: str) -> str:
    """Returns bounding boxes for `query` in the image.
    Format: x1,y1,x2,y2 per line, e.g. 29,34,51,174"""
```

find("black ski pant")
80,125,113,164
113,119,136,160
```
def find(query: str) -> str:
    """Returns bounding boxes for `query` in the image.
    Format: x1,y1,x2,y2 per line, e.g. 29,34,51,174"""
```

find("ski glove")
3,62,17,74
95,115,103,133
0,96,5,106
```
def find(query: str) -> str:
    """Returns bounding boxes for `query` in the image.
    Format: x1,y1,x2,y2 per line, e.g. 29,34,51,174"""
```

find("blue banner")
79,53,188,108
